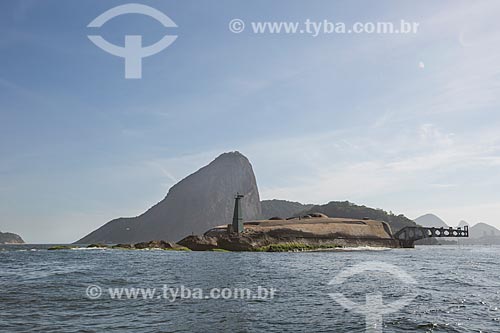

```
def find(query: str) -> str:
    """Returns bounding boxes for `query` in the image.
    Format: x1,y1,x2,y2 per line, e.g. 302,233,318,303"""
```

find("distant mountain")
0,231,24,244
260,200,314,219
414,214,449,228
301,201,417,233
458,220,469,228
76,152,261,244
469,222,500,239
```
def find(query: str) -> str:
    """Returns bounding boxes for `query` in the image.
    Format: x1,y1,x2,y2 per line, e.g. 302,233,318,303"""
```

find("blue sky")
1,0,500,243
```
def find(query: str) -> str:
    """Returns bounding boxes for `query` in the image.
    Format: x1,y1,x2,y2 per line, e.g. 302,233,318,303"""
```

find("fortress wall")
245,218,394,240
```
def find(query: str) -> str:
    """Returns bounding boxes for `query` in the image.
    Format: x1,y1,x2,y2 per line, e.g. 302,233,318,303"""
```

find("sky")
1,0,500,243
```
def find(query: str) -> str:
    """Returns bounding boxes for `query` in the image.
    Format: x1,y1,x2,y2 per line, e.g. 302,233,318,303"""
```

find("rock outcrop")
111,240,189,250
177,235,218,251
76,152,261,244
0,231,25,244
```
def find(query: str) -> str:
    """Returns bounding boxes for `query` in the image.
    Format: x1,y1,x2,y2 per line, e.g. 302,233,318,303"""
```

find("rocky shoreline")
49,240,191,251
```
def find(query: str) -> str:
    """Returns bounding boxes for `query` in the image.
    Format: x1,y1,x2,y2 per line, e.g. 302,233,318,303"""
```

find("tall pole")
232,194,244,233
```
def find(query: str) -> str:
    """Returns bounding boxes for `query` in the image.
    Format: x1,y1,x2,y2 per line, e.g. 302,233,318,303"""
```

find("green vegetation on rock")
164,246,191,251
260,200,314,219
256,243,342,252
302,201,417,232
48,245,75,250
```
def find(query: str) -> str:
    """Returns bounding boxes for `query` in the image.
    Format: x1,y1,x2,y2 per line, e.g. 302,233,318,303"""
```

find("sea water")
0,245,498,332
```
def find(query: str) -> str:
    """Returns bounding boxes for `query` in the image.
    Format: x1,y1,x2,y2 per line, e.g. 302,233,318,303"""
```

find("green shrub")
256,243,342,252
164,246,191,251
47,245,74,250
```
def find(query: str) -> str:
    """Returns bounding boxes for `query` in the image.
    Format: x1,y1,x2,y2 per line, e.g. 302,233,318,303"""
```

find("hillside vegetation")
302,201,417,232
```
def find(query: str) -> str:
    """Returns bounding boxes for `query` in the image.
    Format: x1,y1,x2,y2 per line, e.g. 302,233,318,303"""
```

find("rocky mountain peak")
76,152,261,244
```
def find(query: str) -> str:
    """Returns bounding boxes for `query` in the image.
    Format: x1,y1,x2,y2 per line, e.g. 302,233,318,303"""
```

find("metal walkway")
394,225,469,248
